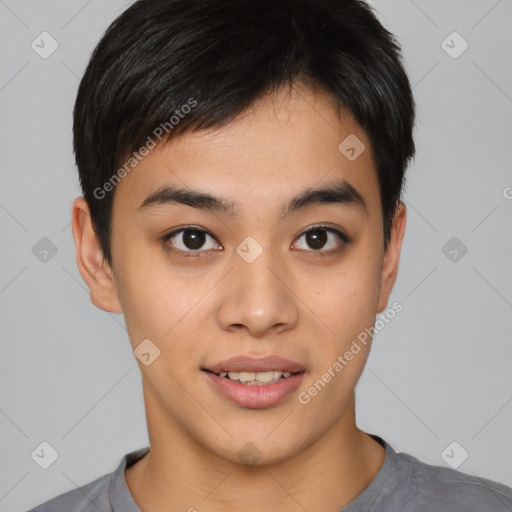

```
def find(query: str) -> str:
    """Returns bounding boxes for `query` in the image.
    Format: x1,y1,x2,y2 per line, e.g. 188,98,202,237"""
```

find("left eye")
292,228,346,252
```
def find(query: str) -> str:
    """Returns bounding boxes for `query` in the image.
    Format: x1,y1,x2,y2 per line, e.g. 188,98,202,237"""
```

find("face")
73,84,405,466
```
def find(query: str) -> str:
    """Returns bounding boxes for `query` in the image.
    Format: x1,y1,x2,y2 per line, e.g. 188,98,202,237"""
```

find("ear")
377,201,406,313
71,197,123,313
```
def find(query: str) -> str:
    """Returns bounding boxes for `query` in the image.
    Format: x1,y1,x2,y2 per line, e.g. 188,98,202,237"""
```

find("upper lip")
204,356,305,374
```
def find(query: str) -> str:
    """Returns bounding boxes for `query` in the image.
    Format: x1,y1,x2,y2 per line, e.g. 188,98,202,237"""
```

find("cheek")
111,242,176,344
112,244,215,360
310,254,382,344
297,259,381,416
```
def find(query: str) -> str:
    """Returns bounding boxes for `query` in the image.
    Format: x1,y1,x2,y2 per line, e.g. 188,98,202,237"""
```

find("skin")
72,83,406,512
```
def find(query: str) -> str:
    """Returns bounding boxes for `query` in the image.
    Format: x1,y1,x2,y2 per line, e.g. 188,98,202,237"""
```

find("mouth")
201,355,306,409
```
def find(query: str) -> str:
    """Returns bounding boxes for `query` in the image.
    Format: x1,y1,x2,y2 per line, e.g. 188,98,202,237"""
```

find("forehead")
113,85,381,218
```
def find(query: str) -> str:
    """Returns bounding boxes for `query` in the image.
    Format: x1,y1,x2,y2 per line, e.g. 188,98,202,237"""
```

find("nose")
216,245,299,338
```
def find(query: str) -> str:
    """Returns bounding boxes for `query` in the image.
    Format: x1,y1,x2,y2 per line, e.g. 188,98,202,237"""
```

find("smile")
210,370,296,386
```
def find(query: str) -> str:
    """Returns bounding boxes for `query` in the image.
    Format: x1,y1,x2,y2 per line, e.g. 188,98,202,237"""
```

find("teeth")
238,371,256,382
221,370,294,384
255,371,276,383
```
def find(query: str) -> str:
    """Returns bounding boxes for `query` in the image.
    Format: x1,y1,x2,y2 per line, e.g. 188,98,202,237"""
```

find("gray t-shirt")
27,434,512,511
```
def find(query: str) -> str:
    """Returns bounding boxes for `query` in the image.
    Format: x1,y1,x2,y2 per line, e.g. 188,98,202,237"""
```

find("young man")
29,0,512,511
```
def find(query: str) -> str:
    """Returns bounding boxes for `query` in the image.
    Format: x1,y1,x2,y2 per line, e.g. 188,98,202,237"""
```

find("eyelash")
160,224,350,258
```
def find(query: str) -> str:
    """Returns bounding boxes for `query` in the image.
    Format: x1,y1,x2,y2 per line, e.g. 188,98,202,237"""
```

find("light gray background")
1,1,511,510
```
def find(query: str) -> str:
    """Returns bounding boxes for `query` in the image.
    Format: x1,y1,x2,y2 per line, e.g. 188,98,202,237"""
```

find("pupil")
307,229,327,250
184,230,205,249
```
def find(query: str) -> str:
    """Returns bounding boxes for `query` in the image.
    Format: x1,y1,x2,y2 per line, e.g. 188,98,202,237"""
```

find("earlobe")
71,197,123,314
376,201,407,313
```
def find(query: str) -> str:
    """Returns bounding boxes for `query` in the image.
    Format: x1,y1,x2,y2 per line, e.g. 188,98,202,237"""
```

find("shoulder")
25,447,149,512
395,450,512,511
25,472,112,512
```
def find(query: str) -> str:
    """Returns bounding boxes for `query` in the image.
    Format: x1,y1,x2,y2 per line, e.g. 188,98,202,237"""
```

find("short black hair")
73,0,415,268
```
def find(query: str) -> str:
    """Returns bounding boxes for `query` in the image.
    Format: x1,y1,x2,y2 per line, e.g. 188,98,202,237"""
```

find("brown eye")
293,226,348,253
164,228,221,253
305,229,328,250
181,229,207,250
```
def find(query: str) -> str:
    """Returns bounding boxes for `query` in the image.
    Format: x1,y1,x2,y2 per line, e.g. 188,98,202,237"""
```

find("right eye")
161,227,223,256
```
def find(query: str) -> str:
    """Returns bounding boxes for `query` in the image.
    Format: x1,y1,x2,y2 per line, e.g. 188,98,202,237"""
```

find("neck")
126,393,386,512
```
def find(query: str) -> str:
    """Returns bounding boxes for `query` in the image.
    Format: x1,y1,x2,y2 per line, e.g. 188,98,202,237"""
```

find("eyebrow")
138,178,367,217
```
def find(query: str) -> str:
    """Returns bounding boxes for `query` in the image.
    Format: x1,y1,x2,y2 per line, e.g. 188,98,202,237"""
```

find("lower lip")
203,371,304,409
